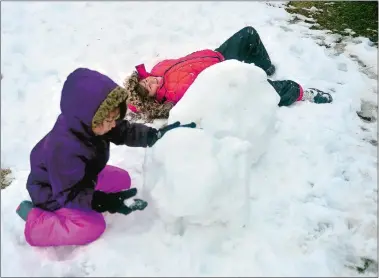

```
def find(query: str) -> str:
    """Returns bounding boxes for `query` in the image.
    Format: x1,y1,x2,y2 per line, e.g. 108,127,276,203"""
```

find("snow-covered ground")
1,1,377,277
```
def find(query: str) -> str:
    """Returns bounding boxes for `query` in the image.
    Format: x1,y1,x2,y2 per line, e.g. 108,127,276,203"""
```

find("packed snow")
1,1,377,277
143,61,279,230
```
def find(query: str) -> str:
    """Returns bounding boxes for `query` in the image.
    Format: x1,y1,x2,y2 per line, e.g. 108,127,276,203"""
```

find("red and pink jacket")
135,49,225,105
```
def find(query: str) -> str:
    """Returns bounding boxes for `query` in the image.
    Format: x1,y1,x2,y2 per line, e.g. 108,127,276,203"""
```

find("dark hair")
134,80,150,98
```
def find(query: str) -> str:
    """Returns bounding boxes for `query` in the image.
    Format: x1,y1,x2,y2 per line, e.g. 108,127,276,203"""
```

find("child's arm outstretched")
106,119,158,148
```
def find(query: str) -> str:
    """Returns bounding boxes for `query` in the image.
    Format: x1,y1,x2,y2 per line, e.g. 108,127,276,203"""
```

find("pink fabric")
127,104,139,113
297,84,304,101
96,165,131,192
152,49,225,104
24,165,131,247
135,64,151,79
137,49,225,105
128,63,154,114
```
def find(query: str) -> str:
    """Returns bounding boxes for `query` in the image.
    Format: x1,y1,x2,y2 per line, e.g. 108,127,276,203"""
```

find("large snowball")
142,60,279,231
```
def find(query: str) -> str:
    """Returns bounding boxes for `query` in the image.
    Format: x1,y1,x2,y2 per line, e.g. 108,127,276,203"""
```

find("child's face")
92,107,120,135
139,76,161,97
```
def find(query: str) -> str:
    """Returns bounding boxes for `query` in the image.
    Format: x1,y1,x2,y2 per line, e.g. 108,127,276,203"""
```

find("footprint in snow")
279,25,293,32
35,245,81,262
337,63,348,72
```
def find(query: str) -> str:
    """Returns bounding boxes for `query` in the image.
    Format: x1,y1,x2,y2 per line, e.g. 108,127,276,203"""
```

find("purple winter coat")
26,68,156,211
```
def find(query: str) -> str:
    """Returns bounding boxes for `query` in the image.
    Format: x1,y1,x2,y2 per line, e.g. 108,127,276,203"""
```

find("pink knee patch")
24,208,106,247
96,165,131,193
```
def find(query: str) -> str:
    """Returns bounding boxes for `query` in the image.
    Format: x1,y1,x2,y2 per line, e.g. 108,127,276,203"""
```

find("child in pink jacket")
124,26,332,121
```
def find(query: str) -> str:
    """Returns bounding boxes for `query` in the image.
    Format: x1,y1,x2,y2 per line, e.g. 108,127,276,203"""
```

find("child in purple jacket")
16,68,195,247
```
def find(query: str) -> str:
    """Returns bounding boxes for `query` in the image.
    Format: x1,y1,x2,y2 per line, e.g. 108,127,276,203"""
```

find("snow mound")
143,60,280,229
168,60,280,161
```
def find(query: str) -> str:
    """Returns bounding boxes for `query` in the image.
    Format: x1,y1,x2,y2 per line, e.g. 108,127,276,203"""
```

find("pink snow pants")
24,165,131,247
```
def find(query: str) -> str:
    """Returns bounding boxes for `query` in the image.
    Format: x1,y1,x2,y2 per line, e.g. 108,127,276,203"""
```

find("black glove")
147,121,197,147
91,188,148,215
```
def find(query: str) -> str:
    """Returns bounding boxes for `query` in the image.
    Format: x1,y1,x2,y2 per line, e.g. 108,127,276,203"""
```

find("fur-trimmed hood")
123,71,174,122
60,68,128,131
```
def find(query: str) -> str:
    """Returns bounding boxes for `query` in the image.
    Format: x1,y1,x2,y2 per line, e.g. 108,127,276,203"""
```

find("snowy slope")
1,1,377,277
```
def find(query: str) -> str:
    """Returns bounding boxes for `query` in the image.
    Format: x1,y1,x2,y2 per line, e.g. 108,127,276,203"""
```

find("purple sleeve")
106,119,157,147
47,144,94,211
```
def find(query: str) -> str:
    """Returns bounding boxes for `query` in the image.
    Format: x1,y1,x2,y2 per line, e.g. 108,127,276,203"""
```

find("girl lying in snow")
16,68,195,247
124,26,333,121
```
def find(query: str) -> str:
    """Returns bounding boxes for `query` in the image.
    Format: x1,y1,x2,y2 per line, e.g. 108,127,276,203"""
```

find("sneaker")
265,64,276,77
303,88,333,104
16,200,34,221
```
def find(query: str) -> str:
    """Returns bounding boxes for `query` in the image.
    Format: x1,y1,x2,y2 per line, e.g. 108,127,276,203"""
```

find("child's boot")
303,88,333,104
16,200,34,221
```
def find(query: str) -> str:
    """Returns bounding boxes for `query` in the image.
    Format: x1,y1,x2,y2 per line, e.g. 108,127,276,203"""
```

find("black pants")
215,26,301,106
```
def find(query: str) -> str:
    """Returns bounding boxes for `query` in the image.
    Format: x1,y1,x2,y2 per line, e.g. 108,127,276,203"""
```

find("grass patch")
285,1,378,45
355,257,378,275
1,168,14,189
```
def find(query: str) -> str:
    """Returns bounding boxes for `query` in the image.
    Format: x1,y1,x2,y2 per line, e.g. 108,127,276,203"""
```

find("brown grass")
1,168,14,190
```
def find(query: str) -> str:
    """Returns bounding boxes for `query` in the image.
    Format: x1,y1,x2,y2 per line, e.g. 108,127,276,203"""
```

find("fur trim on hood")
92,86,128,128
123,71,174,122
